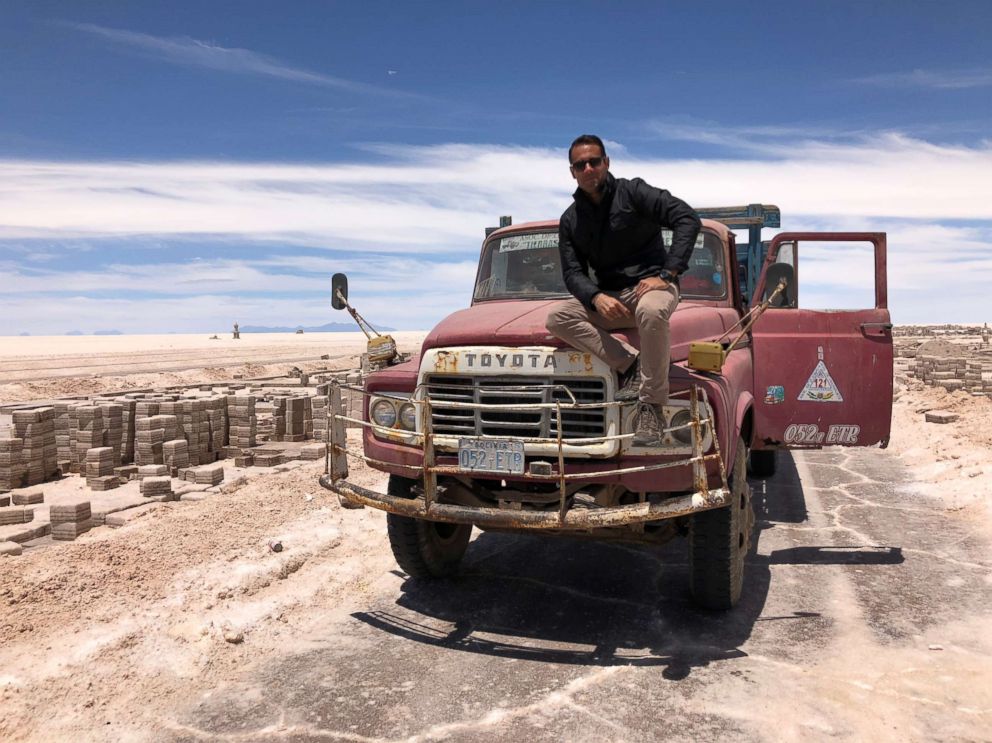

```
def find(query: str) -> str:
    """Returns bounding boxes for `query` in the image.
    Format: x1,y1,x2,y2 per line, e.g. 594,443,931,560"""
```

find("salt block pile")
911,355,992,395
300,443,326,461
85,446,119,491
253,450,284,467
0,490,49,548
228,396,257,449
51,500,92,541
13,408,58,485
0,371,366,496
163,439,190,470
140,476,173,499
191,465,224,486
0,438,26,491
273,395,311,442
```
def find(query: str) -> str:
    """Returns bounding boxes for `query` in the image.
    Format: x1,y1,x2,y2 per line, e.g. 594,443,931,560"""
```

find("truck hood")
421,300,741,361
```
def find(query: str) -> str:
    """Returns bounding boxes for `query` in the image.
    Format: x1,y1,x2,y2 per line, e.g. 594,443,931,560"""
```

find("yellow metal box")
688,341,726,372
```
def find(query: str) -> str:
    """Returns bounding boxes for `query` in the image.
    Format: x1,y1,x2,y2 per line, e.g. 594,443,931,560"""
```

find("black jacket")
558,172,701,309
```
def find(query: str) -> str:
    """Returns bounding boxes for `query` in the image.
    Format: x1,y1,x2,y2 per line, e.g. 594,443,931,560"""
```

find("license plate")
457,438,525,475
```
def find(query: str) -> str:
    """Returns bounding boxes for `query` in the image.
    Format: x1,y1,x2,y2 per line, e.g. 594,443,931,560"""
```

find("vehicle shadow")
353,450,901,680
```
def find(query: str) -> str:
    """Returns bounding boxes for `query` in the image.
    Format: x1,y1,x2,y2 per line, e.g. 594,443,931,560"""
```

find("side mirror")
331,273,349,310
764,263,796,308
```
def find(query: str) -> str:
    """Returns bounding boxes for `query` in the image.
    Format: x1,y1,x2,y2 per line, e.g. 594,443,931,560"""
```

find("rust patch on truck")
433,350,458,373
567,351,595,372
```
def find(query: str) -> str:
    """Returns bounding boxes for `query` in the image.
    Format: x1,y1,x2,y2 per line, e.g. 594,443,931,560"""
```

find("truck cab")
320,213,893,609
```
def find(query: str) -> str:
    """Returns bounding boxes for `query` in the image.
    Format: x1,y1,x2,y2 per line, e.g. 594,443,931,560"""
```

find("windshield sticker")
764,385,785,405
662,230,706,248
499,233,559,252
798,346,844,402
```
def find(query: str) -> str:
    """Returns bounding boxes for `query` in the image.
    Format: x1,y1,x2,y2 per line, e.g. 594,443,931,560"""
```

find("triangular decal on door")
798,346,844,402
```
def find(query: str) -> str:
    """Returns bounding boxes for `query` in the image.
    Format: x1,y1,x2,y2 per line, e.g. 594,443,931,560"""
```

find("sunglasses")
570,156,604,171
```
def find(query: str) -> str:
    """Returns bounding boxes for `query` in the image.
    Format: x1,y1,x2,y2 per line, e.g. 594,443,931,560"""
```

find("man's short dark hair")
568,134,607,164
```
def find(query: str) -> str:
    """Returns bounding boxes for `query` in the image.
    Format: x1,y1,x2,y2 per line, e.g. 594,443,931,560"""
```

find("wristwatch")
660,270,678,283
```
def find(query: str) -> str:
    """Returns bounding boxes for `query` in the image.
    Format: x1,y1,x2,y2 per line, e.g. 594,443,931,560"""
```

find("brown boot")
632,403,664,447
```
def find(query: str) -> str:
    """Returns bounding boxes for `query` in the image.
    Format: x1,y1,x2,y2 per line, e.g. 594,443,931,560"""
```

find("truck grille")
423,374,607,442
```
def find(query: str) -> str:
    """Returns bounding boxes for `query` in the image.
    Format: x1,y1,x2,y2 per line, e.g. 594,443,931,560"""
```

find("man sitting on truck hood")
546,134,701,446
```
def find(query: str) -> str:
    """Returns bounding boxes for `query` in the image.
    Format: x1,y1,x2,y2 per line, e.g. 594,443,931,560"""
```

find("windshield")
474,231,568,301
473,229,727,302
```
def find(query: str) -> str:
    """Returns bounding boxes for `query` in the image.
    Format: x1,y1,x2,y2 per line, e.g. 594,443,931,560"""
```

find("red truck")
320,212,893,609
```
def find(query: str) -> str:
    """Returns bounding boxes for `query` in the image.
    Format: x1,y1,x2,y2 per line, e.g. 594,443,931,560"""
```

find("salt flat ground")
0,332,990,741
0,331,427,404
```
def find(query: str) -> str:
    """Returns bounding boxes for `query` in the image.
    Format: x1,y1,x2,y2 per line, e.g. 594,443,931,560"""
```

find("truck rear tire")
747,448,777,478
385,475,472,578
689,436,754,610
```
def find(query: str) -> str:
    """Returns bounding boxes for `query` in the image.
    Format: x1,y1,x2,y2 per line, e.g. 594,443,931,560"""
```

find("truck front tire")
689,436,754,610
385,475,472,578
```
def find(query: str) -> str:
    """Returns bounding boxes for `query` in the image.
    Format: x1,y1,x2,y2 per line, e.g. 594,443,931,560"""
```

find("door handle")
860,322,892,337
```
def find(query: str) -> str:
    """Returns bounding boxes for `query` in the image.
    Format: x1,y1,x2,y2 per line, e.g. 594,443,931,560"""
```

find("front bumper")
319,474,730,529
320,381,731,530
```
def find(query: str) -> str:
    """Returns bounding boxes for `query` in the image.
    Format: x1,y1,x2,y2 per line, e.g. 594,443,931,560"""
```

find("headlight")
370,399,397,428
398,402,417,431
668,409,693,445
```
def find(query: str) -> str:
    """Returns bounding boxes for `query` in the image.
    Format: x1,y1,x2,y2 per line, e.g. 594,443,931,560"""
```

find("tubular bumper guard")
318,382,730,530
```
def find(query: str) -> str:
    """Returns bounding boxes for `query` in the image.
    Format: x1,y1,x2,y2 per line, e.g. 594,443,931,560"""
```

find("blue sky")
2,1,991,334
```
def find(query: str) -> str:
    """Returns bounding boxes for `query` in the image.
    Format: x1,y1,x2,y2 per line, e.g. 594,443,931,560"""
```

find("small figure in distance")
546,134,701,446
233,321,240,340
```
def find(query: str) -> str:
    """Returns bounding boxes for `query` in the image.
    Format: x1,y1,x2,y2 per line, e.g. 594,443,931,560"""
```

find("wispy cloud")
66,22,422,100
852,67,992,90
3,133,992,330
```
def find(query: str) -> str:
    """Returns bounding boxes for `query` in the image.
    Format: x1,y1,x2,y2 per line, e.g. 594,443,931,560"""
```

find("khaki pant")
545,285,680,405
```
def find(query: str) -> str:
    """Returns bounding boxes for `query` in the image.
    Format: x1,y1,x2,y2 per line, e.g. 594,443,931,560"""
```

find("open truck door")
750,233,893,450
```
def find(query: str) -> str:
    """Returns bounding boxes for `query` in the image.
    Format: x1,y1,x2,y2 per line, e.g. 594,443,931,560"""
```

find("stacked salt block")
285,396,309,442
100,403,124,466
51,500,92,541
964,359,992,396
135,417,165,465
0,504,34,526
135,414,176,465
73,406,105,474
54,402,72,467
193,464,224,486
12,488,43,505
912,354,992,397
253,450,283,467
271,396,310,441
176,400,198,464
134,400,160,427
345,373,364,423
300,443,326,460
311,395,329,442
14,408,58,484
118,398,137,464
272,397,287,440
140,476,172,499
207,397,227,460
137,464,169,479
85,447,119,490
228,395,257,449
0,438,27,490
114,465,139,481
163,439,190,470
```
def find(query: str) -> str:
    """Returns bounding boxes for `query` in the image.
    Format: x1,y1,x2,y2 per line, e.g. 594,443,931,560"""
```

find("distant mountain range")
240,321,395,333
64,330,124,335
